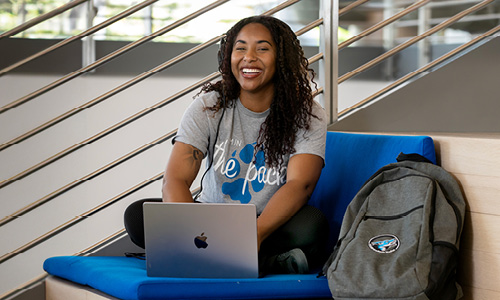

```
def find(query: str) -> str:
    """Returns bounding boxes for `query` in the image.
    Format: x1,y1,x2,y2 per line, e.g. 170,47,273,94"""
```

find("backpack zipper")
363,205,424,221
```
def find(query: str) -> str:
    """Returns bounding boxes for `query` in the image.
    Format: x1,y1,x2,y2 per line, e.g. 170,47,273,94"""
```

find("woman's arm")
162,141,204,203
256,153,323,251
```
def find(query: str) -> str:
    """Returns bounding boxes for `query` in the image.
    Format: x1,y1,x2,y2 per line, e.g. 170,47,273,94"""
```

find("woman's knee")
261,205,329,253
281,205,329,241
124,198,162,249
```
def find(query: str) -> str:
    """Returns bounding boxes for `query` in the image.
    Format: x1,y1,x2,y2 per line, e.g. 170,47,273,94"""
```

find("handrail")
295,18,323,37
339,24,500,117
0,0,89,40
260,0,301,16
0,13,319,190
313,86,324,98
0,0,230,114
0,0,161,76
338,0,494,84
76,229,129,256
0,50,323,224
308,52,324,65
339,0,370,16
338,0,430,50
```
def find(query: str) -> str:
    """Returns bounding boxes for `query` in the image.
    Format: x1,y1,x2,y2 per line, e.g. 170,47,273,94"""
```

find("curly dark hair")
199,15,318,168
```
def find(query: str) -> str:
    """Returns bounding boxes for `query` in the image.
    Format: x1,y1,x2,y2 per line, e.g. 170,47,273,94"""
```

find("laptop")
143,202,259,278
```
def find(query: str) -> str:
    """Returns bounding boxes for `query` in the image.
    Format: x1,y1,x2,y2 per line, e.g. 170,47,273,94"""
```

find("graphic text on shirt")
212,140,286,203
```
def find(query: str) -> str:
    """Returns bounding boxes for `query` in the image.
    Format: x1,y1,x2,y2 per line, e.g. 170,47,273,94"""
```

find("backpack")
322,153,466,300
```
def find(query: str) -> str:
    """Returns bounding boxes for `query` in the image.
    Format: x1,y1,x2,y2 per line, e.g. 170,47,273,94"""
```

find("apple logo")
194,232,208,249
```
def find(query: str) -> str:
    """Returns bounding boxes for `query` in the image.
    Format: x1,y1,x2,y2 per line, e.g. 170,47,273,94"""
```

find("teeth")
243,68,262,74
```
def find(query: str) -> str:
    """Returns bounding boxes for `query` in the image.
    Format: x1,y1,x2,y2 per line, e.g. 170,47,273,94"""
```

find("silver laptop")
143,202,259,278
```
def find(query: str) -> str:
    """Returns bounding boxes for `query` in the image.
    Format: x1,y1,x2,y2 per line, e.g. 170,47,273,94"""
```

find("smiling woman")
124,15,329,277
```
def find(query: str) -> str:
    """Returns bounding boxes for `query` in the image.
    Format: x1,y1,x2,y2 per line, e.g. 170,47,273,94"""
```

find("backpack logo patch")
368,234,400,253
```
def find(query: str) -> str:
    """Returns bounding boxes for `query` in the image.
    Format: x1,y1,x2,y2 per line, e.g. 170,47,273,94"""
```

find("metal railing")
338,0,495,84
1,0,499,299
337,0,498,117
339,23,500,117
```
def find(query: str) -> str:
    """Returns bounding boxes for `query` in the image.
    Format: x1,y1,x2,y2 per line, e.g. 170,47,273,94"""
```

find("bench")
43,131,446,300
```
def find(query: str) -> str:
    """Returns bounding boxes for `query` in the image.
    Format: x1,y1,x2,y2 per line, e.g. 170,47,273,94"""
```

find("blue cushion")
43,256,331,300
308,132,436,250
43,132,435,300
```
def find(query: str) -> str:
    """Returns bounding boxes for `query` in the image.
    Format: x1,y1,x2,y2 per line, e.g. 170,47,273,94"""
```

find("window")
0,0,320,45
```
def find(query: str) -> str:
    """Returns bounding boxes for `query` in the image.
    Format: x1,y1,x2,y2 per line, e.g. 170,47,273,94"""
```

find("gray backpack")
322,153,465,300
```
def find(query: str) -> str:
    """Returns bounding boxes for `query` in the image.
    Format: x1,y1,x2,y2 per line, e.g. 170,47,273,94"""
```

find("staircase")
0,0,499,299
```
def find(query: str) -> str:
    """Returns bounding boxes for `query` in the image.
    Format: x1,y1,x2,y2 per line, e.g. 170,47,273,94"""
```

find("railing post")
383,0,396,80
320,0,338,125
144,4,153,35
418,4,431,67
82,0,96,69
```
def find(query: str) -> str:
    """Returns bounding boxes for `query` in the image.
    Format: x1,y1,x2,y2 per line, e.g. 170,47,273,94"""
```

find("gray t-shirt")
174,91,327,214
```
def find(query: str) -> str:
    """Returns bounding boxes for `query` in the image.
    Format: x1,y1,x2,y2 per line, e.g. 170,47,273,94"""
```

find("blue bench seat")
43,132,436,300
44,256,331,300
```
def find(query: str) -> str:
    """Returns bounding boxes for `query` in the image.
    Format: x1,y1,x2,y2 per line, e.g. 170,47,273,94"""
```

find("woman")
125,15,328,276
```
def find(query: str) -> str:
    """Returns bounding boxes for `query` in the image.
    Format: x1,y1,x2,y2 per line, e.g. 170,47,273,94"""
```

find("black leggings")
123,198,329,271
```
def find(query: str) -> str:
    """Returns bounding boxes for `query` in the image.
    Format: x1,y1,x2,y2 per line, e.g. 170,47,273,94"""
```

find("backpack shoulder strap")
396,152,433,164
